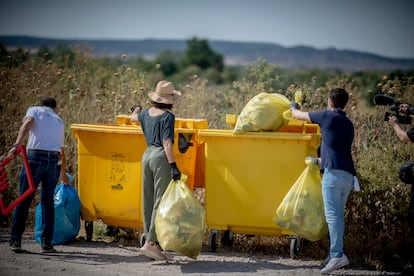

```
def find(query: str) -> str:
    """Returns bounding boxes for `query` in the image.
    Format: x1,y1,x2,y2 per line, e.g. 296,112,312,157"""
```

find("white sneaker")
321,255,330,266
321,254,349,274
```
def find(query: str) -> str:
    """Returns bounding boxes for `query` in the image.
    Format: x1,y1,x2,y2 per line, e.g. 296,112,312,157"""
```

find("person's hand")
399,104,410,113
305,156,320,165
388,114,399,127
290,101,300,111
61,173,70,185
169,162,181,181
6,144,19,159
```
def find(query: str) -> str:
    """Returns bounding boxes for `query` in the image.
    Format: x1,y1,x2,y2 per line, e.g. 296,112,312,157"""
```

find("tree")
155,50,182,77
184,37,224,72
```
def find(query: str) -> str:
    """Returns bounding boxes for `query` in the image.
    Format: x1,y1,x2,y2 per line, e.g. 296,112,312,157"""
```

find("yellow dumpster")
198,119,321,251
70,116,207,232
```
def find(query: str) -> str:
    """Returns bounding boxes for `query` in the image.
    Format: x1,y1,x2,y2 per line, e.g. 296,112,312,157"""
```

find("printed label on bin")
106,153,129,183
111,183,124,190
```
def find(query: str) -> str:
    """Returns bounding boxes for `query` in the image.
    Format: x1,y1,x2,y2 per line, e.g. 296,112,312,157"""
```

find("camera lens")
130,105,142,113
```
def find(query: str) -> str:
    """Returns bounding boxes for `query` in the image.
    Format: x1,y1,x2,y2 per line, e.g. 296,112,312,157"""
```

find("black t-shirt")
408,128,414,143
138,109,175,147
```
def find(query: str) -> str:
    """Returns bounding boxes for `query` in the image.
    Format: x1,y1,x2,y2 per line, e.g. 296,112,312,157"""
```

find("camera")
130,105,142,113
373,94,412,124
399,161,414,184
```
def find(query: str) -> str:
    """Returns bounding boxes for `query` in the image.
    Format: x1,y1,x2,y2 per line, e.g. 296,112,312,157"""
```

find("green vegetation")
1,38,414,271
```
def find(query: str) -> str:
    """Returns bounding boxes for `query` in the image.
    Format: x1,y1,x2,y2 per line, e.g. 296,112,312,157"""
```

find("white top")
25,106,64,152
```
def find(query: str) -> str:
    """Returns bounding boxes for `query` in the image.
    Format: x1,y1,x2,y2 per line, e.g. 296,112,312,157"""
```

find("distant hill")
1,35,414,72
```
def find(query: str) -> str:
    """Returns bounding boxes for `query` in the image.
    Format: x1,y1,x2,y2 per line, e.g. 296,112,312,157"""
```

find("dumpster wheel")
289,236,301,259
220,230,234,247
85,221,93,242
140,233,146,247
208,230,218,252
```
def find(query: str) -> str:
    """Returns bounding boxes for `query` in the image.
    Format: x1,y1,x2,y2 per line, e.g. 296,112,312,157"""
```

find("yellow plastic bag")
282,89,302,120
272,159,328,241
155,175,206,259
233,92,290,134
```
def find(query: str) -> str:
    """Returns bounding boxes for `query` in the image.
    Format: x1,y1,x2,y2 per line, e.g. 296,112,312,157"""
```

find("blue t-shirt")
309,109,356,176
138,109,175,147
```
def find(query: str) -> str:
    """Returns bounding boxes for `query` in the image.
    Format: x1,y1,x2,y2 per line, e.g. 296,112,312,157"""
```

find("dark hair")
40,97,57,108
329,88,349,109
150,101,173,110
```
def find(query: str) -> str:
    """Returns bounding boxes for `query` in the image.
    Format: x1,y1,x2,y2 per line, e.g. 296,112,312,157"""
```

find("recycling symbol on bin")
106,153,129,183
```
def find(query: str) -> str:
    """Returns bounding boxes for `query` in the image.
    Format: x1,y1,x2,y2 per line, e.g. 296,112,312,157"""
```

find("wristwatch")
12,143,20,148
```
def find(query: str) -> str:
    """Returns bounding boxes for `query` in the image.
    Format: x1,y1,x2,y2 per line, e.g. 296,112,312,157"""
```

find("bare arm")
163,138,176,163
7,116,34,157
164,137,181,180
389,115,411,143
60,147,69,185
130,106,141,122
291,109,312,122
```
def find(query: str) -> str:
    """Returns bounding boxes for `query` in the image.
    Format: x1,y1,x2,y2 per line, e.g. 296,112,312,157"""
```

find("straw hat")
148,80,181,104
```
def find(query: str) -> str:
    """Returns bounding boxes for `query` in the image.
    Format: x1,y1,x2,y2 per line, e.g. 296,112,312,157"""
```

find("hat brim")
148,90,181,104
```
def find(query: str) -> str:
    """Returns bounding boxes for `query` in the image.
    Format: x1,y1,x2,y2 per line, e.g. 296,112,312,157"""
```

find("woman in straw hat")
131,80,182,261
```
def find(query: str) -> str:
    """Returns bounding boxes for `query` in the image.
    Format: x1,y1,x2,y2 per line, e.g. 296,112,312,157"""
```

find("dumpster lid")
71,123,142,137
116,115,208,129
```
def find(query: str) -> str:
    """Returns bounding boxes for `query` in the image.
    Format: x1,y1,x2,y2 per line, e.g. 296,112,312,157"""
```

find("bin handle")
178,133,194,153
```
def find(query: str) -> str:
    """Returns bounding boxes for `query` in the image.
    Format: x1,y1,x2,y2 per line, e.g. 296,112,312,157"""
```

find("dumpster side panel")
194,143,206,188
77,154,96,221
75,129,145,229
200,130,320,236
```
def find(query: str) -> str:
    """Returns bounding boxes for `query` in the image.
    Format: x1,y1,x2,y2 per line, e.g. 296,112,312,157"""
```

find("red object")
0,145,36,215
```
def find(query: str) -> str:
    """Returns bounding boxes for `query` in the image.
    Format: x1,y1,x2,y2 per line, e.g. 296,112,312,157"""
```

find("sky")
0,0,413,59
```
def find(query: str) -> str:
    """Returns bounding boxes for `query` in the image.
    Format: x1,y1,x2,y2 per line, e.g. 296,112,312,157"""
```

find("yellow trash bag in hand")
233,92,290,134
155,175,206,259
282,89,302,120
272,158,328,241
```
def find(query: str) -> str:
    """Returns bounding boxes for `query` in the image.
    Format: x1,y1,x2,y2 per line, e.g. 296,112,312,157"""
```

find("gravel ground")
0,229,405,276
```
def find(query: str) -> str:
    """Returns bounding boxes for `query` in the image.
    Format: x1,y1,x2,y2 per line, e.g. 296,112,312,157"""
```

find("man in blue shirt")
291,88,356,274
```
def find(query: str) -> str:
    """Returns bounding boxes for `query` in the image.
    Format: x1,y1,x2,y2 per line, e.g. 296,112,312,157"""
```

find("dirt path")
0,229,401,276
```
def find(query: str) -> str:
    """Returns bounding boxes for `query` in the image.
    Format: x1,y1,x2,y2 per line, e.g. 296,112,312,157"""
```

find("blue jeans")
11,152,61,244
322,168,353,258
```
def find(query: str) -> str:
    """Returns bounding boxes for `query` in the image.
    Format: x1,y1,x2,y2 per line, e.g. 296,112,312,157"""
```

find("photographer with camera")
388,104,414,143
388,103,414,241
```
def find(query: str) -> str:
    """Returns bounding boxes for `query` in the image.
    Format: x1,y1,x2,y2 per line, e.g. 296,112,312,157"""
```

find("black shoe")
10,240,22,252
41,242,57,253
